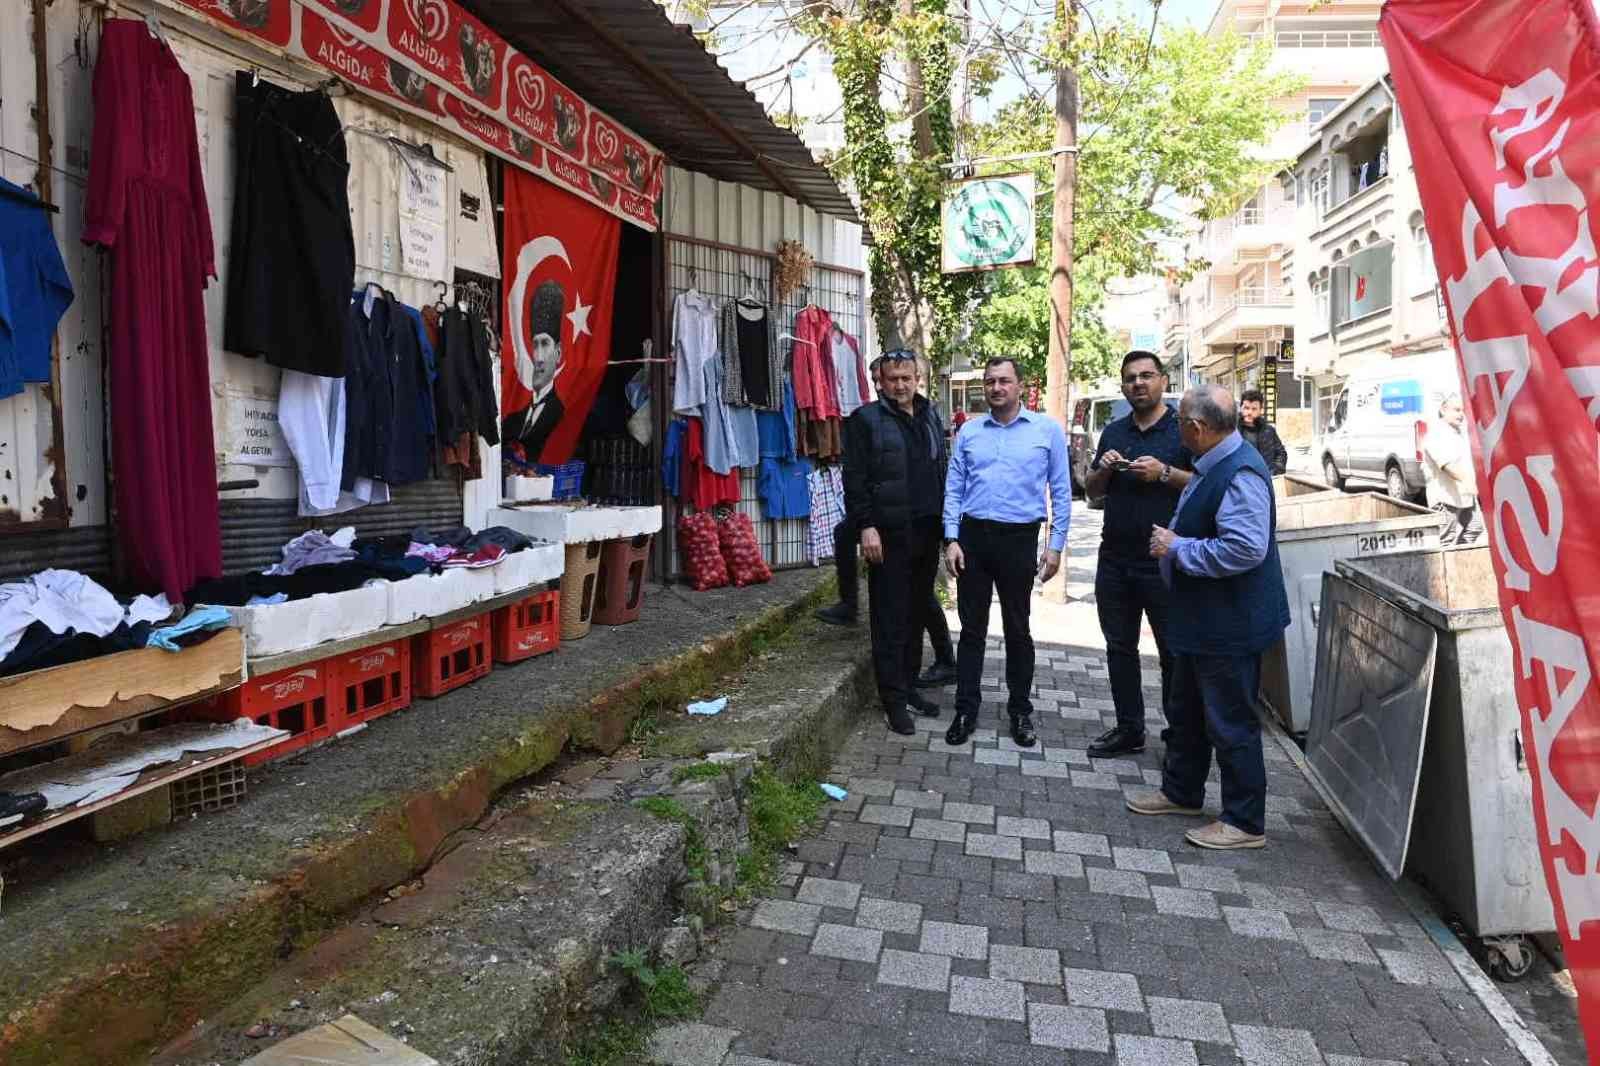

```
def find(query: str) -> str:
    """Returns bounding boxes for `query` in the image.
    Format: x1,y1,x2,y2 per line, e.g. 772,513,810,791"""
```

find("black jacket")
842,395,948,533
1240,419,1288,475
435,308,500,447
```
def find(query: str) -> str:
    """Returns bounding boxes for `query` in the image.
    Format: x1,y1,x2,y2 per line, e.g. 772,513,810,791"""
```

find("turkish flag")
500,168,621,465
1383,0,1600,1050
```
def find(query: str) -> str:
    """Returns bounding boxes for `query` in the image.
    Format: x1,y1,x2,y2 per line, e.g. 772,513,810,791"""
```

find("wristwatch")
1159,464,1171,483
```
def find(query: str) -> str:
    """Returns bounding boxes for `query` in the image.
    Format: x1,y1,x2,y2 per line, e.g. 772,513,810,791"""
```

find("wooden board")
241,1014,439,1065
0,629,246,754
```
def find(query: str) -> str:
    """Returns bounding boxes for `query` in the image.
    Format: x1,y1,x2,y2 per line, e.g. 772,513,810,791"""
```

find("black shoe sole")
1087,742,1146,758
909,701,941,718
914,669,958,688
815,611,858,627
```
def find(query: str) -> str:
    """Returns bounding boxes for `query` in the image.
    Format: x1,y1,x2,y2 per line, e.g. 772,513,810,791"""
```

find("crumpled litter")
819,783,848,801
686,696,728,717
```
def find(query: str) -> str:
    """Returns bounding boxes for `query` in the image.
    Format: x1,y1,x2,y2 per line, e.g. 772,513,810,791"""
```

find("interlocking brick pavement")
687,635,1535,1066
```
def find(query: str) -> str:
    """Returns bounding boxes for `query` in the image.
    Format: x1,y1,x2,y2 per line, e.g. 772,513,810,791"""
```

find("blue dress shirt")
1161,431,1273,586
942,409,1073,551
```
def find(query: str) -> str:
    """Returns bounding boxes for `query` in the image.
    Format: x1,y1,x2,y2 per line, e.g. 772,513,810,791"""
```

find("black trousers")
1094,556,1174,734
867,522,942,714
955,517,1041,721
836,520,953,663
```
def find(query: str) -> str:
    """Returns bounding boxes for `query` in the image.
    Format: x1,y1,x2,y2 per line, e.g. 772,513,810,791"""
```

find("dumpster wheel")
1483,935,1535,982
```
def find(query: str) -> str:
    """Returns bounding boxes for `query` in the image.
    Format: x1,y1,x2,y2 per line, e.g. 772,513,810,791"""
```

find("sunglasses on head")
881,349,918,362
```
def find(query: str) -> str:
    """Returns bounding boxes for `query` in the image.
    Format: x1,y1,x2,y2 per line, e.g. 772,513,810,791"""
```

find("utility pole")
1043,0,1078,604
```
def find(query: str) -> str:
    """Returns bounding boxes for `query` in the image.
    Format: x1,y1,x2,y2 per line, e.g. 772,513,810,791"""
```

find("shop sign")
171,0,665,229
1383,0,1600,1045
941,173,1036,274
225,390,293,467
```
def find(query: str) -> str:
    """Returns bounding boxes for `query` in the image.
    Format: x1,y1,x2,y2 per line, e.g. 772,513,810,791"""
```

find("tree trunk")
1043,0,1077,604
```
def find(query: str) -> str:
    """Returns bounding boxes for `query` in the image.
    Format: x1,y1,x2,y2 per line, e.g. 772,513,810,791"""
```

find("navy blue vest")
1165,441,1291,656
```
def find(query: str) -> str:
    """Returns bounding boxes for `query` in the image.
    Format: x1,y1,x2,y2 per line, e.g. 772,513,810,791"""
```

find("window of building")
1342,124,1390,200
1309,271,1330,334
1332,243,1393,325
1410,212,1436,294
1308,97,1344,128
1311,166,1332,216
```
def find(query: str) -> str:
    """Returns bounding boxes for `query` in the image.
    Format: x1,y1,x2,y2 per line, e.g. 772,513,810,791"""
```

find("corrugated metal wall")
658,165,870,579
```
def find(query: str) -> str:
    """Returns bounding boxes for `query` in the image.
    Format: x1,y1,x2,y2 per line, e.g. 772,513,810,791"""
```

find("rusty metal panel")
1306,570,1437,879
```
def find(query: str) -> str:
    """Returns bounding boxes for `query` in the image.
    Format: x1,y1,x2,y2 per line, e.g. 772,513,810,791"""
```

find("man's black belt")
960,515,1042,532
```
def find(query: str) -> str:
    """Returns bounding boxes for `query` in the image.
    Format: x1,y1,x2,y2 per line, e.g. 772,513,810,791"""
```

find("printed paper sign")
226,390,292,467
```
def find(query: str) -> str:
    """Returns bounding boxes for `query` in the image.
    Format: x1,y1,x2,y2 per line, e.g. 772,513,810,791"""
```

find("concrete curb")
1262,713,1559,1066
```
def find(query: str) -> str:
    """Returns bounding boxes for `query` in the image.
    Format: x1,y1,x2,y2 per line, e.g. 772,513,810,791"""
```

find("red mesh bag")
717,512,772,587
677,512,729,591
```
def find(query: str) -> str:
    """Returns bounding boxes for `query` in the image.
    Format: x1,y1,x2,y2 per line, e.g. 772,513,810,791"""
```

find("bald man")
1127,385,1289,851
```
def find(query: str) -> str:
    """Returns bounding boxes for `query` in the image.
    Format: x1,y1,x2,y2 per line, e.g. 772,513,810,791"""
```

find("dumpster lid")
1305,572,1437,879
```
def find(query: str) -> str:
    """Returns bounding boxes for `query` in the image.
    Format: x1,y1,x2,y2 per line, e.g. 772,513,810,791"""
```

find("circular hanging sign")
941,173,1037,274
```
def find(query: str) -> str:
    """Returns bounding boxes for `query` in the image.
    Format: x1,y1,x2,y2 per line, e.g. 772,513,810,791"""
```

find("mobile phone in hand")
1110,459,1132,471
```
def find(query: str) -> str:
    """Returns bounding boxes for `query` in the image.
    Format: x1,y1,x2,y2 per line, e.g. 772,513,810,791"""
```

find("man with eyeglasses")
943,356,1072,748
1083,351,1192,759
842,348,950,734
1127,384,1290,850
817,353,959,688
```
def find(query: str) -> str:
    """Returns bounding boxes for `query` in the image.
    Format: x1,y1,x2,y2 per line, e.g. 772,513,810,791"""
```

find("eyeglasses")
1122,371,1162,384
881,349,918,362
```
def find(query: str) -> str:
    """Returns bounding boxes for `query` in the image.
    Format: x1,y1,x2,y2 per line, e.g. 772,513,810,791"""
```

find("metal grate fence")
662,234,867,578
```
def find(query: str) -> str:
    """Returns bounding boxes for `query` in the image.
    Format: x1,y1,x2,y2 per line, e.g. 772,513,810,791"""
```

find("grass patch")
670,761,729,784
562,1015,651,1066
735,768,826,900
607,948,702,1021
632,797,708,880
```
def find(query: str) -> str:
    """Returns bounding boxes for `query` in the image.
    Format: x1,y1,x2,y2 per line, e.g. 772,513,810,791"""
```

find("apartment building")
1289,78,1450,440
1162,0,1387,447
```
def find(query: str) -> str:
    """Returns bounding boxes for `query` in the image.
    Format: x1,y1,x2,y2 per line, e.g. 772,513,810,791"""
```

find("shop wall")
0,3,505,583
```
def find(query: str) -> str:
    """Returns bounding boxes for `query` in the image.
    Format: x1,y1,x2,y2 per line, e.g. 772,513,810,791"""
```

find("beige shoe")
1185,820,1265,850
1125,790,1204,817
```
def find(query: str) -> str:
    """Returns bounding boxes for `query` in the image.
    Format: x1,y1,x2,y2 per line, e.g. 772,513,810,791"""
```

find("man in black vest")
1127,385,1290,850
842,351,948,734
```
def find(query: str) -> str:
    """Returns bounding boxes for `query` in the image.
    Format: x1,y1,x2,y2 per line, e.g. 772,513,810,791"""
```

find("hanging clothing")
718,298,780,409
0,177,74,399
343,287,432,487
701,356,759,475
832,329,871,416
662,418,686,499
791,305,841,420
671,290,719,415
223,73,354,377
682,417,741,510
806,464,845,565
758,457,812,520
429,305,498,480
84,21,222,602
797,405,843,462
755,380,799,462
278,368,391,516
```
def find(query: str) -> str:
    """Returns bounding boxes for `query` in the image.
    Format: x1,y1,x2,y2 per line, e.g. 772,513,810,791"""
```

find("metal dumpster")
1272,473,1338,498
1260,492,1443,733
1309,547,1549,977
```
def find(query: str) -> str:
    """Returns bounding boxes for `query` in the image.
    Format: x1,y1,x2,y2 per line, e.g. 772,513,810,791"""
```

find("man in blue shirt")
1084,351,1192,758
1127,385,1290,850
943,357,1072,748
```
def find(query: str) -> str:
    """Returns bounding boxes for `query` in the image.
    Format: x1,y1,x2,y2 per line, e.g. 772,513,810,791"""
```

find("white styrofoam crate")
487,504,662,545
492,540,565,595
226,583,390,657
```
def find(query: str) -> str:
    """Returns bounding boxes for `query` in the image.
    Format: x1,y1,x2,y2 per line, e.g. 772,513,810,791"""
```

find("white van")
1320,350,1464,500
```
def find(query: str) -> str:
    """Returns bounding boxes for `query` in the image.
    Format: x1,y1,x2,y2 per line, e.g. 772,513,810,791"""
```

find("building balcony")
1201,287,1294,346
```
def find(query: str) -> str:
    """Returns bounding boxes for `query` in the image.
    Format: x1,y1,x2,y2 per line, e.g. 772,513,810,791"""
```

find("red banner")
500,169,621,466
1382,0,1600,1049
170,0,663,228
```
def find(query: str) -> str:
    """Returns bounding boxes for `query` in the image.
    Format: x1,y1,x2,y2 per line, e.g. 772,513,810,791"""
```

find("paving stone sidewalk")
668,637,1530,1066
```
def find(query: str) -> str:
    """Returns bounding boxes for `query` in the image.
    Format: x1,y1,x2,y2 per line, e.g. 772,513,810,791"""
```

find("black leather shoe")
884,707,916,735
814,602,858,626
1009,714,1038,748
0,791,46,819
945,714,976,746
909,692,940,718
915,660,958,687
1087,726,1146,758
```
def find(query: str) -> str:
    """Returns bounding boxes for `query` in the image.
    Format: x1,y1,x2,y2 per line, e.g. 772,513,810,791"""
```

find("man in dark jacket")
843,350,948,734
1238,389,1288,475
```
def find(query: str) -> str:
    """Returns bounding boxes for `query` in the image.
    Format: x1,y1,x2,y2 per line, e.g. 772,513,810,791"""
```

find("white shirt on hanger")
671,290,720,416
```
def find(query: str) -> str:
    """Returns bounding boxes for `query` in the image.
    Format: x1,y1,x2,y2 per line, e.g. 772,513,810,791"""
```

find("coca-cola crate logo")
260,668,318,703
354,646,397,674
443,619,482,646
516,631,551,651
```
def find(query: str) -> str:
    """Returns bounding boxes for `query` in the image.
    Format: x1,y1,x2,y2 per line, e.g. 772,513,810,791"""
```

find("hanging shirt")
671,290,719,415
806,465,846,565
833,329,870,416
0,178,74,398
701,356,759,475
682,417,741,509
791,305,841,420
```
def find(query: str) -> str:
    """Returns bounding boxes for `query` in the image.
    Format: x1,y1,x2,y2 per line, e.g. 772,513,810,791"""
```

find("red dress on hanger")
84,20,222,600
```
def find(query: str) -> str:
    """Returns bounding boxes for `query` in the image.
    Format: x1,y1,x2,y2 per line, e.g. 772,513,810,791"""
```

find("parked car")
1069,391,1182,510
1319,351,1463,501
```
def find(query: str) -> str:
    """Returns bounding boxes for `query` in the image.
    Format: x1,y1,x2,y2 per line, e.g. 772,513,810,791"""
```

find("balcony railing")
1240,30,1381,48
1205,287,1292,332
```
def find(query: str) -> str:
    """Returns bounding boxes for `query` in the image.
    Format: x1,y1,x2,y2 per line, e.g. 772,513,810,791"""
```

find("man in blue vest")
1126,384,1290,850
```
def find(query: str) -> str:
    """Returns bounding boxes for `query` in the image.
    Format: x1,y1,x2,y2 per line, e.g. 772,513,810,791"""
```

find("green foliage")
670,761,731,784
962,24,1303,383
633,796,708,878
735,769,826,897
606,950,702,1022
562,1017,650,1066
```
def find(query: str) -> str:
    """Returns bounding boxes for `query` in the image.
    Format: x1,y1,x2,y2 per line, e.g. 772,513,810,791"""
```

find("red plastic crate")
192,661,333,766
328,638,412,728
412,613,492,698
492,589,561,664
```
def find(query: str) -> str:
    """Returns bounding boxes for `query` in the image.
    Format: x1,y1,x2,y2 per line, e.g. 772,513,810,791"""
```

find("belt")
960,515,1042,532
